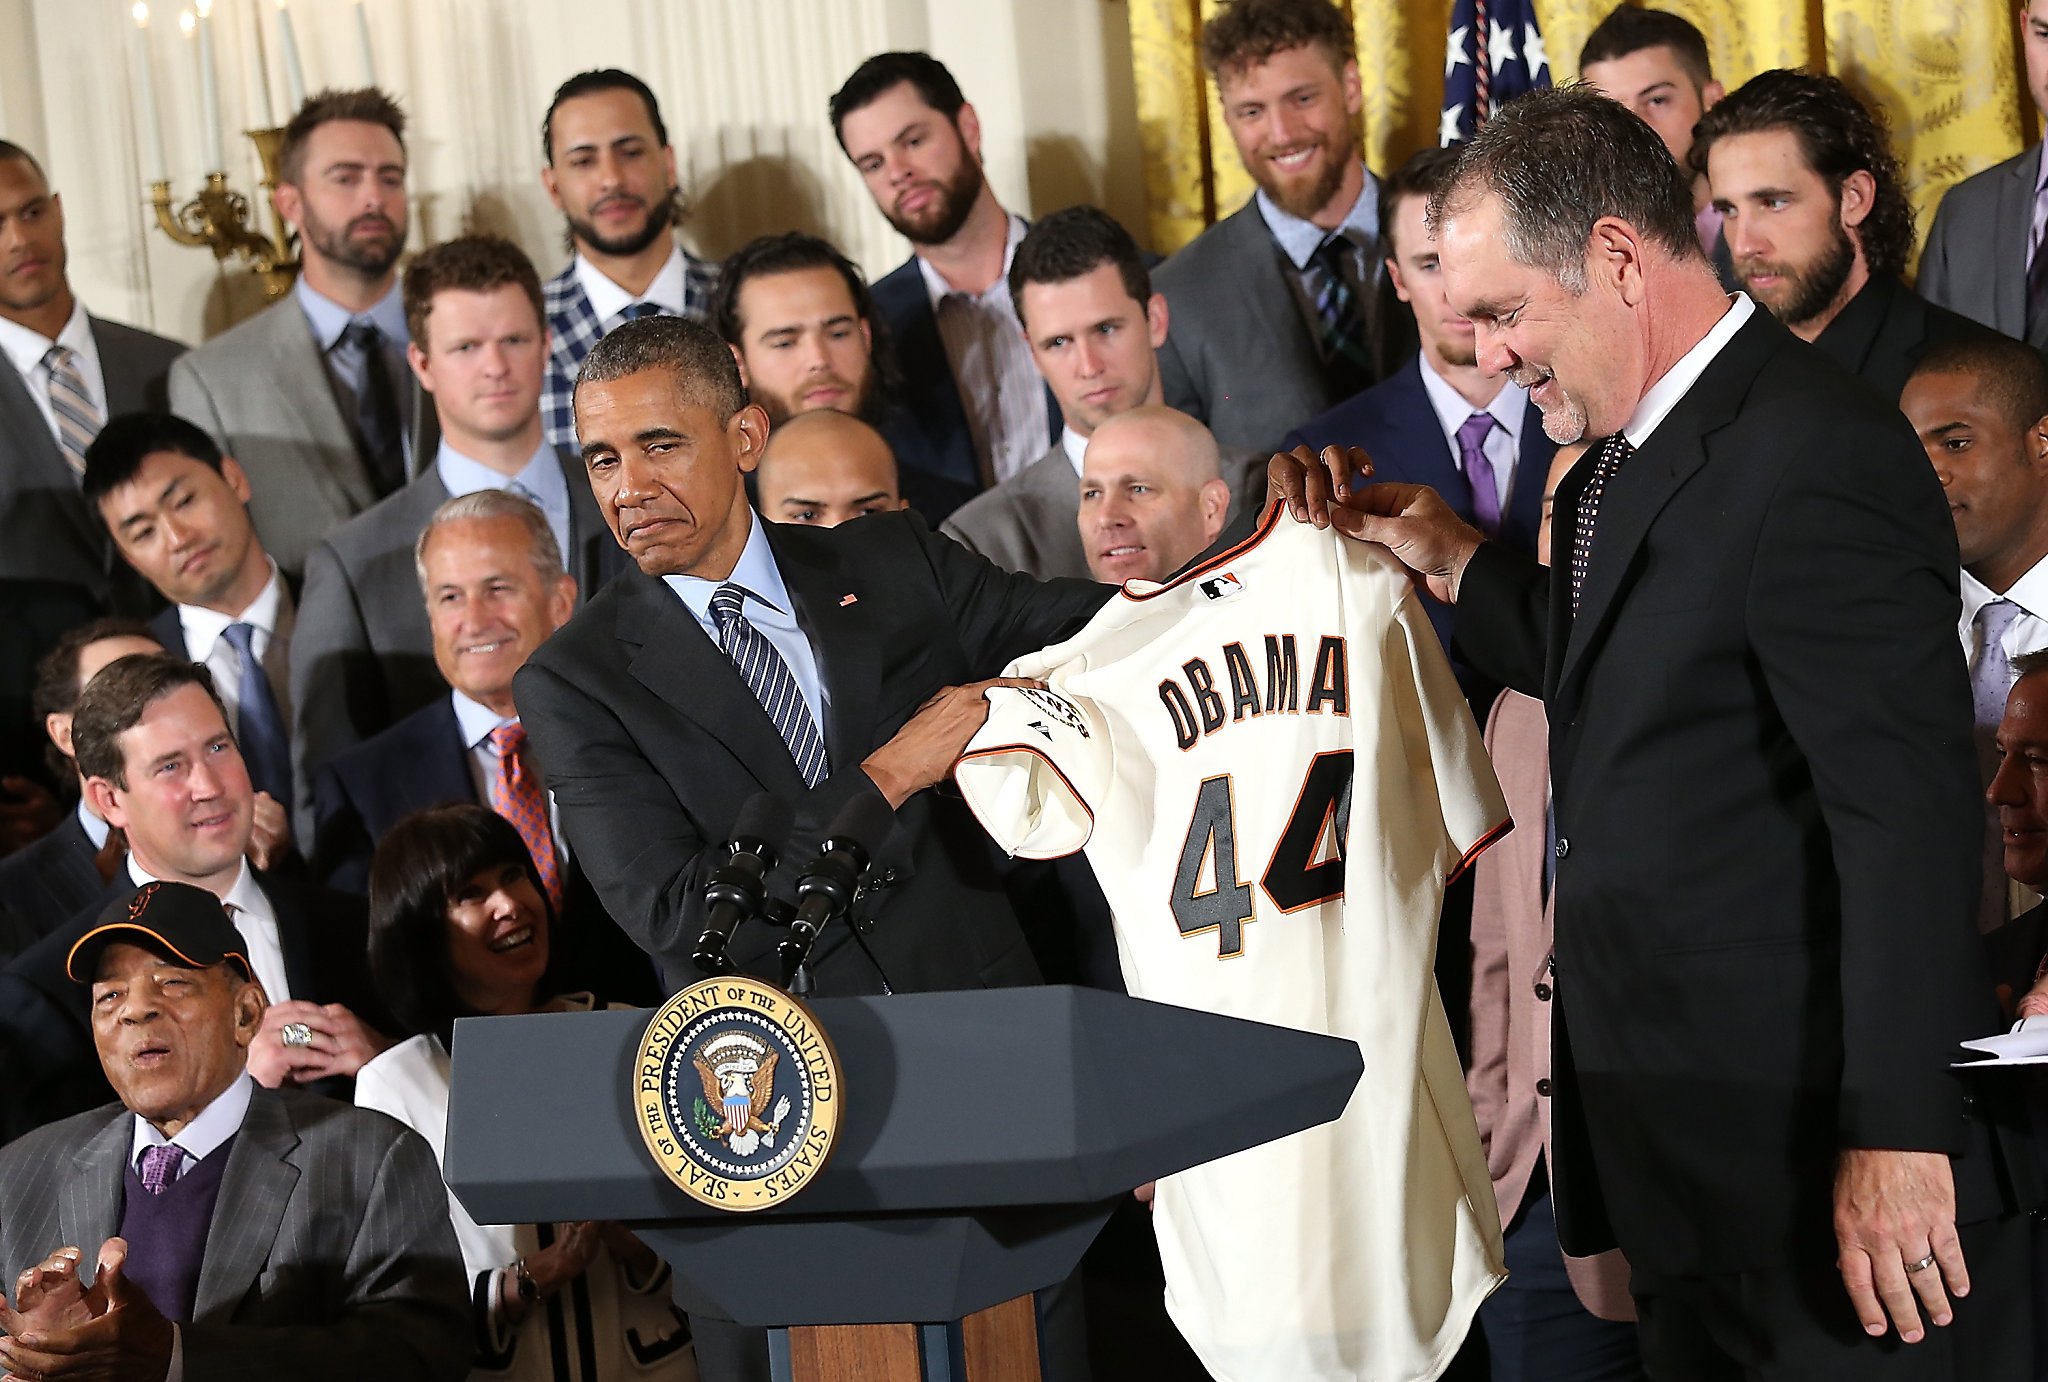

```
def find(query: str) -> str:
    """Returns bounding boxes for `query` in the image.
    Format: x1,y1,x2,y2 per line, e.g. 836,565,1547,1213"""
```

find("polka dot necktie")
1569,434,1635,617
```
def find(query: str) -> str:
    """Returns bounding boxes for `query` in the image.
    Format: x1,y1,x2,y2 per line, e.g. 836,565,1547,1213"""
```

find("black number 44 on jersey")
1170,751,1354,957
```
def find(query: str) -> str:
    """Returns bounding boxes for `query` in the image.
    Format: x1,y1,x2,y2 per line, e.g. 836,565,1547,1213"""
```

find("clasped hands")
0,1238,174,1381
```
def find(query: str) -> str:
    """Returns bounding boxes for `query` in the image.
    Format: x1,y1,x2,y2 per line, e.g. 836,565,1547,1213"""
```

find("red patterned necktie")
488,722,565,913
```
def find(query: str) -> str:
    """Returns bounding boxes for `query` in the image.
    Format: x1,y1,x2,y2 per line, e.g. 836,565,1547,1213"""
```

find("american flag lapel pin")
839,593,859,607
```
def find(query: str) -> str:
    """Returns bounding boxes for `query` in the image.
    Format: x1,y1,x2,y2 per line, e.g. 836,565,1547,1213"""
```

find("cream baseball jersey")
954,507,1511,1382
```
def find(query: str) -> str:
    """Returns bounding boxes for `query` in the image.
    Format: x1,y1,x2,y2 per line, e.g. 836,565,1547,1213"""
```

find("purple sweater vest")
116,1136,235,1323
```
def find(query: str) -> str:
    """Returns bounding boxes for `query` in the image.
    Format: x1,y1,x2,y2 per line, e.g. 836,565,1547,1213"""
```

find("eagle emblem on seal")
692,1033,792,1156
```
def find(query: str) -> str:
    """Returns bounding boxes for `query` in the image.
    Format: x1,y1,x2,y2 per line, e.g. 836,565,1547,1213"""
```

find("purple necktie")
138,1143,186,1195
1974,598,2022,931
1457,412,1502,537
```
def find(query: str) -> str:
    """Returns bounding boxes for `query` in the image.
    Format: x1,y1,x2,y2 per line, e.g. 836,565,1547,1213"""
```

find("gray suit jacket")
1919,143,2046,350
291,452,623,818
0,1085,468,1381
939,442,1090,580
168,297,436,578
1155,199,1358,458
0,317,185,605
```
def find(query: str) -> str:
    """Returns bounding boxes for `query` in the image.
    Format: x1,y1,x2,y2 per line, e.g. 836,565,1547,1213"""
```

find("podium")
445,985,1361,1381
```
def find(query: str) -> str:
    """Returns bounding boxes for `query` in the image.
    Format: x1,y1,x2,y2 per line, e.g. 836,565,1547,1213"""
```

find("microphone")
779,793,898,985
691,793,796,977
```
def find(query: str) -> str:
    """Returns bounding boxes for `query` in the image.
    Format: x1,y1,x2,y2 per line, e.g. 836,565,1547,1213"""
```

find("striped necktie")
709,583,827,787
44,345,100,475
487,722,565,913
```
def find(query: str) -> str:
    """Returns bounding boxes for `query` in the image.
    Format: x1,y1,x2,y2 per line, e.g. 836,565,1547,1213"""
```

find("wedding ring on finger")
281,1021,313,1048
1906,1251,1938,1274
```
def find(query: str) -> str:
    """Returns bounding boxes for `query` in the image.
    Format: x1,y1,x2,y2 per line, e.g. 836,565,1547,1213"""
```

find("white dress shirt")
127,857,291,1006
1415,354,1527,508
918,215,1048,486
663,509,829,735
433,438,573,570
175,561,285,733
0,297,105,455
1060,425,1088,478
575,243,689,328
1621,293,1755,447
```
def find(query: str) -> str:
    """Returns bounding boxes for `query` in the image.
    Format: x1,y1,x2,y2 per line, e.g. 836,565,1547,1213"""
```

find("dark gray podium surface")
445,985,1360,1326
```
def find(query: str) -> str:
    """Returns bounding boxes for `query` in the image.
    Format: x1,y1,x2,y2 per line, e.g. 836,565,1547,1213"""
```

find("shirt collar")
1414,352,1524,443
434,438,569,514
131,1073,253,1165
1254,166,1383,271
128,853,252,902
295,277,408,353
0,296,91,381
1060,425,1089,478
450,690,514,752
177,559,284,662
1621,293,1756,449
1963,560,2048,624
662,509,793,628
916,214,1029,316
76,794,110,850
573,243,686,326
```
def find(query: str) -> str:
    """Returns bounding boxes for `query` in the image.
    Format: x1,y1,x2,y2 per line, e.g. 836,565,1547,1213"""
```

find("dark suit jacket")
1811,274,1982,401
290,452,628,821
515,512,1110,995
0,871,381,1143
1919,143,2045,351
0,813,103,944
1453,308,2022,1274
0,318,183,608
309,696,658,1006
1284,357,1555,707
1156,199,1376,458
0,578,101,788
870,257,1061,504
0,1087,469,1381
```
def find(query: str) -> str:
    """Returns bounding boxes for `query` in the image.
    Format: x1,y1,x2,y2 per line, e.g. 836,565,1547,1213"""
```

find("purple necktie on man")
1457,411,1503,537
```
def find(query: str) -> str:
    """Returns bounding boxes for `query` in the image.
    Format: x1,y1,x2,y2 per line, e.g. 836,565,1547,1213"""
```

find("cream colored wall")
0,0,1146,347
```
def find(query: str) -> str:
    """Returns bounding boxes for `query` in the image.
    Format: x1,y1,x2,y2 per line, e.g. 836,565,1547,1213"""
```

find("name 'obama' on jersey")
956,505,1511,1382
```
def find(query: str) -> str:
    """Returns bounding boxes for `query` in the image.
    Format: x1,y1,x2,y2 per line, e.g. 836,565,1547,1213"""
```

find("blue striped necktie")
709,583,827,787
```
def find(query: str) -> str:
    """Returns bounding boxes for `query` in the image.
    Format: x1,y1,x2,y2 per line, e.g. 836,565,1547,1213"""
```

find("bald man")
754,410,909,528
1077,406,1230,585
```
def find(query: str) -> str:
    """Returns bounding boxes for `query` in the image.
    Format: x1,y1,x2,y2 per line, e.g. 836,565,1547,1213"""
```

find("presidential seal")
635,975,842,1211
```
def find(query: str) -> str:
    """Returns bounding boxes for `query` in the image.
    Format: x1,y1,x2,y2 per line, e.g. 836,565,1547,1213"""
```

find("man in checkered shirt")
537,69,719,453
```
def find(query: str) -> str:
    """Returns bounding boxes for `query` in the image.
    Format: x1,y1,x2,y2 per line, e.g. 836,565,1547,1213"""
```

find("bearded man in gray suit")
0,881,467,1382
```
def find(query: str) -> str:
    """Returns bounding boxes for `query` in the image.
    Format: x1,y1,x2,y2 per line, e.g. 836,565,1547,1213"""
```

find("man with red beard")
537,69,719,457
171,90,437,579
1155,0,1385,459
831,51,1060,505
1693,69,1976,401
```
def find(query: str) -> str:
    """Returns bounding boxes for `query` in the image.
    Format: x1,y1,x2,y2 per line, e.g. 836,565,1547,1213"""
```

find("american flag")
1440,0,1552,145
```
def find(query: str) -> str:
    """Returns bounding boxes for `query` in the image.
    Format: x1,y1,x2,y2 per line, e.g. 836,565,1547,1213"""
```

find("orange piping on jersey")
1121,498,1290,602
951,744,1097,860
1445,814,1516,885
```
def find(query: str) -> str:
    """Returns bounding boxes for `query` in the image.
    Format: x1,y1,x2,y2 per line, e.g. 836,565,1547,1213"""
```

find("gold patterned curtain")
1129,0,2034,274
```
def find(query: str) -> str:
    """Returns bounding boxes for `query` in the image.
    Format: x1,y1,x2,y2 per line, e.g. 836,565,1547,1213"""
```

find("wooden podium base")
777,1293,1043,1382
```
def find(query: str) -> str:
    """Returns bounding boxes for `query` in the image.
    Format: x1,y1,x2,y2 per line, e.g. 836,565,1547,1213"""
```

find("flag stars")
1490,18,1519,76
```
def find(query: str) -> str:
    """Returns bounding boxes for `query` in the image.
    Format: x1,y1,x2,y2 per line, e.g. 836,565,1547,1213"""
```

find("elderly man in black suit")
0,141,184,613
515,315,1108,1380
0,880,467,1381
1692,70,1976,401
1276,85,2032,1376
0,655,386,1143
0,620,162,942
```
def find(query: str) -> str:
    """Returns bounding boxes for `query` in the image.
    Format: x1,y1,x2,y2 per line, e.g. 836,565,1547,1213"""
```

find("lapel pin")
839,593,859,607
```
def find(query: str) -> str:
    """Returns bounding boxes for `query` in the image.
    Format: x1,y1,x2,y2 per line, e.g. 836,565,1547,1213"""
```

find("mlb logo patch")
1198,572,1244,602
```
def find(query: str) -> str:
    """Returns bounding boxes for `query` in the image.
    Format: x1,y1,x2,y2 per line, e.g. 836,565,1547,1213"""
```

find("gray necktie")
1974,598,2022,930
43,345,100,475
709,583,827,787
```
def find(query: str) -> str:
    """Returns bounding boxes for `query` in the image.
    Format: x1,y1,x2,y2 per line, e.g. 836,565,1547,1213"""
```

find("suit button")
1554,837,1570,859
1961,1091,1976,1117
1533,982,1552,1001
1536,1078,1553,1097
871,869,900,888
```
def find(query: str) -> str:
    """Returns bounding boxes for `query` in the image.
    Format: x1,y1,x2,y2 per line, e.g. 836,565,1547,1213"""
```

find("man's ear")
85,775,124,829
232,980,266,1048
1838,169,1877,232
732,404,771,476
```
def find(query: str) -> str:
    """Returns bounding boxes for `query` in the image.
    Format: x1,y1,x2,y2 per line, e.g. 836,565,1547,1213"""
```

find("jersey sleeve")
1384,570,1514,879
952,683,1113,860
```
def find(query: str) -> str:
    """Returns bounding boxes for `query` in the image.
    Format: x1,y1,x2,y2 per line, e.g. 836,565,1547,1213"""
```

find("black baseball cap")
66,881,254,985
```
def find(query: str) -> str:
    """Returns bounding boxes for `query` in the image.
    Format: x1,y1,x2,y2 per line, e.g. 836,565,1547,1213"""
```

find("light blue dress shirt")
1254,164,1383,272
434,438,573,571
662,510,829,738
295,276,414,466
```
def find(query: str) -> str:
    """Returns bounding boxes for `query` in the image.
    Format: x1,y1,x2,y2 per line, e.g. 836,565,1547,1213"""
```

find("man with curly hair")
1692,69,1976,399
